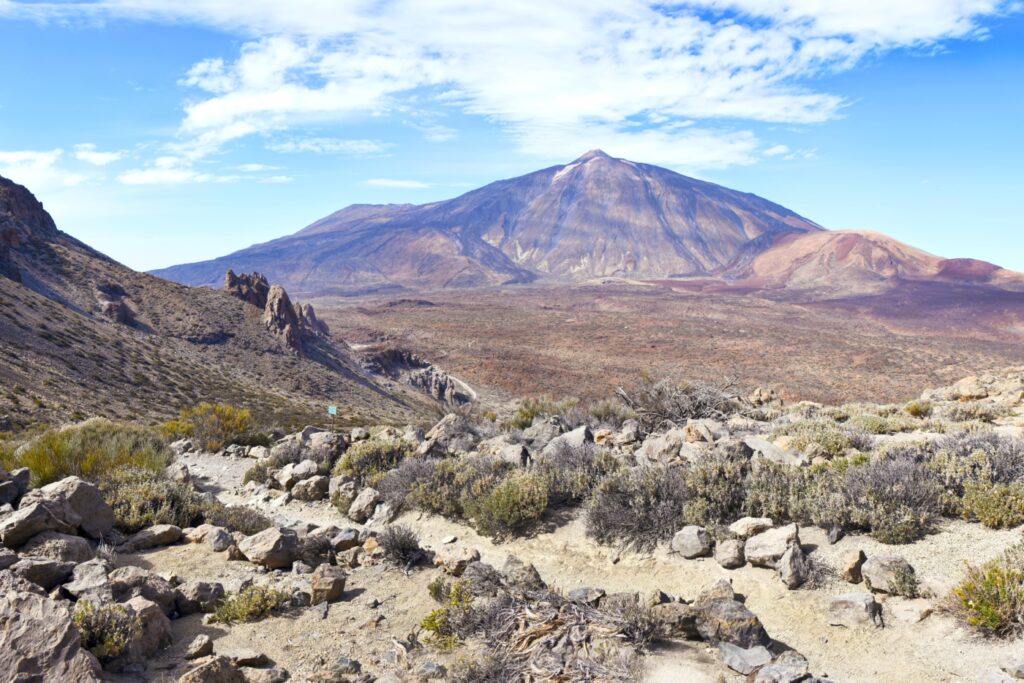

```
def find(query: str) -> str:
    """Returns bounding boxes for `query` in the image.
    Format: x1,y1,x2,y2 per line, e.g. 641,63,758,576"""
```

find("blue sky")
0,1,1022,272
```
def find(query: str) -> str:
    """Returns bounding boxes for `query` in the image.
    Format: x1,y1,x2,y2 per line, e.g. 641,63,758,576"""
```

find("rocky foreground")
3,371,1024,681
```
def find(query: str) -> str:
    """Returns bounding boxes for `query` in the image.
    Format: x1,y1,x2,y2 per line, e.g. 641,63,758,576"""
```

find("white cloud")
73,143,123,166
0,148,87,190
2,1,1015,170
763,144,791,157
268,137,391,155
361,178,432,189
236,163,279,172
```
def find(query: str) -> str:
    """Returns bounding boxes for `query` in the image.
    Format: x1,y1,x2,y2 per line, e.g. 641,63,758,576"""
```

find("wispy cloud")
268,137,391,155
763,144,791,157
0,148,86,190
361,178,432,189
73,143,123,166
2,1,1016,170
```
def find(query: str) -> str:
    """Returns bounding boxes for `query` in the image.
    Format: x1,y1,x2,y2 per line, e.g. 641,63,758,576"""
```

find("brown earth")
315,283,1024,406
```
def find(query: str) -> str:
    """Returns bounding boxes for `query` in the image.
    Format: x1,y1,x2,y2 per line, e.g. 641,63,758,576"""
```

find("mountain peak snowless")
153,152,824,295
153,152,1024,297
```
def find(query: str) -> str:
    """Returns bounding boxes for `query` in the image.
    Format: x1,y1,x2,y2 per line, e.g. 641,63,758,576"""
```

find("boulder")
728,517,774,539
745,523,799,568
237,527,298,570
0,584,102,681
176,581,226,615
719,643,772,676
841,549,867,584
124,524,182,551
862,555,915,594
745,436,807,467
522,416,563,450
186,634,214,660
108,566,178,616
433,544,480,576
540,425,594,458
651,602,701,640
715,539,746,569
827,593,882,628
695,579,735,607
0,547,17,570
125,596,172,659
293,459,320,480
695,599,771,648
502,555,546,591
228,649,270,667
347,488,380,523
753,650,809,683
567,587,606,606
0,502,76,548
635,428,686,464
60,557,108,595
291,475,329,501
331,528,362,552
329,477,357,510
311,564,347,604
179,655,247,683
778,543,809,589
11,557,75,590
20,530,94,563
670,526,713,559
20,476,114,539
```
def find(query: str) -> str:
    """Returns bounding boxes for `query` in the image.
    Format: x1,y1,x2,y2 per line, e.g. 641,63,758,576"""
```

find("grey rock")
20,476,114,539
238,527,298,570
568,586,606,606
827,593,883,628
695,599,771,648
778,543,809,589
20,530,94,563
715,539,746,569
862,555,915,594
719,643,772,675
124,524,182,551
753,650,809,683
311,564,347,604
671,525,713,559
347,487,380,523
11,557,75,589
176,581,226,615
0,502,76,548
186,634,214,659
108,565,178,616
745,523,799,568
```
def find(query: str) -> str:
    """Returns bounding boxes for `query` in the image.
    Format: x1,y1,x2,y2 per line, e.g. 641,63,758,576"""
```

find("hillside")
0,175,435,429
153,150,824,295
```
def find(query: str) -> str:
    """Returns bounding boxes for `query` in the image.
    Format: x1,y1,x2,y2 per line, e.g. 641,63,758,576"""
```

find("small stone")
754,650,809,683
311,564,347,604
889,598,933,624
568,586,605,606
186,635,214,660
719,643,772,676
827,592,883,628
229,650,269,667
862,555,915,594
730,517,775,539
433,544,480,576
419,661,447,679
332,657,361,674
841,549,867,584
778,543,809,589
745,523,799,568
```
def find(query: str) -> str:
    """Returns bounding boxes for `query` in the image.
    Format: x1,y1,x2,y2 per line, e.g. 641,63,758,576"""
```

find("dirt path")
177,451,1022,682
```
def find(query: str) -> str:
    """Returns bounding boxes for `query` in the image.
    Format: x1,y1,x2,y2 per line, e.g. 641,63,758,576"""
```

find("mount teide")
153,150,826,294
155,150,1024,298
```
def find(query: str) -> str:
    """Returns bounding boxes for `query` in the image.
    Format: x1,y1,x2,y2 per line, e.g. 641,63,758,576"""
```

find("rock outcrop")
225,270,330,353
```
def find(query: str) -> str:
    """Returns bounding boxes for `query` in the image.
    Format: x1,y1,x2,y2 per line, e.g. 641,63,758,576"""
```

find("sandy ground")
156,450,1024,682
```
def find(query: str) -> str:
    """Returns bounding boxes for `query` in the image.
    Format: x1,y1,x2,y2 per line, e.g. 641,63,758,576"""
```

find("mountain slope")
0,175,434,429
154,150,824,295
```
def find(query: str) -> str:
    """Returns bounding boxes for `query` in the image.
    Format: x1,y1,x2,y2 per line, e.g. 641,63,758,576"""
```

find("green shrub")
586,466,688,552
421,579,474,651
588,399,636,428
333,438,412,487
944,401,1007,423
73,601,141,663
683,450,749,526
953,542,1024,637
407,456,512,520
464,472,549,538
100,468,207,533
746,459,853,531
209,585,290,625
961,481,1024,529
890,564,921,599
502,398,569,431
772,419,856,457
2,418,170,487
176,403,252,451
242,460,270,486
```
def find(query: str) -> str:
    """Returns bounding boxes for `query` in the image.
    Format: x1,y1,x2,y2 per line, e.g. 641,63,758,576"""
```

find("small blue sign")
327,405,337,416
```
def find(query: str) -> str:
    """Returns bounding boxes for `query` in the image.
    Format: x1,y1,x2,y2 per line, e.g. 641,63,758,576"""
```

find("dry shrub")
845,455,943,544
464,472,549,539
586,465,687,552
378,524,422,565
616,377,739,433
536,441,620,504
100,468,207,533
683,449,749,527
961,481,1024,529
